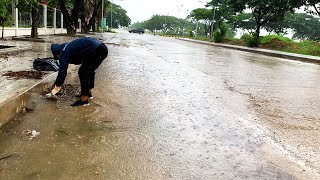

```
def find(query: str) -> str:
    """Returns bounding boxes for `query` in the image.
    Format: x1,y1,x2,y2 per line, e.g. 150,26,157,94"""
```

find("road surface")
1,32,320,179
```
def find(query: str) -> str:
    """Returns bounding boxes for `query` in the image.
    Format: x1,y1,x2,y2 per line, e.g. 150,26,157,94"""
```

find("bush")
213,22,231,43
214,31,224,43
241,33,256,47
189,31,194,38
220,22,228,37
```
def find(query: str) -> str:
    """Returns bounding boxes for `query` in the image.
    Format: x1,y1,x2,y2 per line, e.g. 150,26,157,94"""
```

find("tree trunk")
81,6,98,34
209,23,213,39
31,5,38,39
97,18,100,32
204,24,207,37
91,17,96,32
87,8,97,32
81,16,86,33
72,0,83,30
58,0,80,35
253,24,261,47
1,24,4,39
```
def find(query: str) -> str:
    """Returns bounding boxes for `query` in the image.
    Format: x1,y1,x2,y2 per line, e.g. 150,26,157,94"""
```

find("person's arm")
55,50,71,87
50,51,70,96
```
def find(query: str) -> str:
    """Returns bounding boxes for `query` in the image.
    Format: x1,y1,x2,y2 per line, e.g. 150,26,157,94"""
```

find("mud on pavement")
2,71,47,80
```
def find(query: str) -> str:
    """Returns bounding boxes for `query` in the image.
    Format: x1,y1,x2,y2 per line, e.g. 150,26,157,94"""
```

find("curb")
0,72,56,128
178,38,320,64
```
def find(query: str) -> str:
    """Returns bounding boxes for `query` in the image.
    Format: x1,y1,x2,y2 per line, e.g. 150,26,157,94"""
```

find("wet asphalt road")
1,32,320,179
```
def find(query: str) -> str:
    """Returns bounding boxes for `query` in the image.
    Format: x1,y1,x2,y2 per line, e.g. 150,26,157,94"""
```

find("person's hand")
51,85,61,95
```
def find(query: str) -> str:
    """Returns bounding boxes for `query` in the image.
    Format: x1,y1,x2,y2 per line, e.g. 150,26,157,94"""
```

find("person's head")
51,43,64,60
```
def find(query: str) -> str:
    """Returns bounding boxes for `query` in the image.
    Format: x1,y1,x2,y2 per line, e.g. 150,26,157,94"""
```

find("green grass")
226,35,320,57
260,34,293,44
259,35,320,56
184,34,320,57
283,41,320,56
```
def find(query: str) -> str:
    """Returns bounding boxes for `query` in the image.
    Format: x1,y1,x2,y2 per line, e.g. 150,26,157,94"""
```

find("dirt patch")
57,84,80,99
2,71,46,80
261,39,290,50
44,84,80,100
223,39,246,46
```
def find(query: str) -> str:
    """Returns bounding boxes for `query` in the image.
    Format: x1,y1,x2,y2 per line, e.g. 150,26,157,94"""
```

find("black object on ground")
33,58,59,71
0,45,14,49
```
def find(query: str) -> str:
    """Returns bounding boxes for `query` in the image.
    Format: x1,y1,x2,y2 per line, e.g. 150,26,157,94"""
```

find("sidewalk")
178,38,320,64
0,34,115,127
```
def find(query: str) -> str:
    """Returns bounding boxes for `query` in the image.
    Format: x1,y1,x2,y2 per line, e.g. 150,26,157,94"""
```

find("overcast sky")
115,0,211,23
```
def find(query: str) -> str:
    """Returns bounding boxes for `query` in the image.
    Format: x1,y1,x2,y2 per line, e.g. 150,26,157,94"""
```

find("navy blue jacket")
53,37,102,86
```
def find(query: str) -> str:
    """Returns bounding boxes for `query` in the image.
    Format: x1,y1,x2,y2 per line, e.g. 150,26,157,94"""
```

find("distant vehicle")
129,28,145,34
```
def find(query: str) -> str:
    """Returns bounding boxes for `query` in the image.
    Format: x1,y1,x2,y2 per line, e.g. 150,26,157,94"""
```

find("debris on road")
22,130,40,140
2,70,46,80
0,155,14,161
55,130,70,136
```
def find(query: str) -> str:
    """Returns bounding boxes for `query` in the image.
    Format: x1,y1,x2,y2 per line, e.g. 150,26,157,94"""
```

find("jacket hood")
51,43,66,56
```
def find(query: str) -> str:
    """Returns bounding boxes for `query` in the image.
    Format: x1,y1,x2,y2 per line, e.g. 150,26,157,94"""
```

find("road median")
178,38,320,64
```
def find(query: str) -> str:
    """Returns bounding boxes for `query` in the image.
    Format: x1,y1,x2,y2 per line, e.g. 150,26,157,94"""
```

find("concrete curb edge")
0,72,56,128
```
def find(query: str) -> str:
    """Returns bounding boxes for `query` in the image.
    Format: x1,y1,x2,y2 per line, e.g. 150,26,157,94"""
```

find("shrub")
213,22,231,43
189,31,194,38
214,31,223,43
241,33,256,47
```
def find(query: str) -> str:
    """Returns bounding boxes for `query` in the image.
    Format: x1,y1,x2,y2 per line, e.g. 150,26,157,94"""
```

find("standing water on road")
1,33,320,179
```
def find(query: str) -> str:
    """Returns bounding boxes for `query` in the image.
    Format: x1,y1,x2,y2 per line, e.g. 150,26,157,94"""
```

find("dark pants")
78,43,108,96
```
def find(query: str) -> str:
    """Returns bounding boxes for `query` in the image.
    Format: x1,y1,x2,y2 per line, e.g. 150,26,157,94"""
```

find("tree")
105,3,131,28
229,0,304,46
80,0,102,33
57,0,84,35
263,13,320,41
189,8,212,36
0,0,11,39
289,13,320,40
230,13,256,32
206,0,236,40
304,0,320,16
130,15,198,36
15,0,43,39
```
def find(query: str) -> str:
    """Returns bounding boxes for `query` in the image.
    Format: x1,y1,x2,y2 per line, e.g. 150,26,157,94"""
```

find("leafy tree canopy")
304,0,320,16
0,0,10,17
189,8,212,22
228,0,304,46
106,3,131,28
